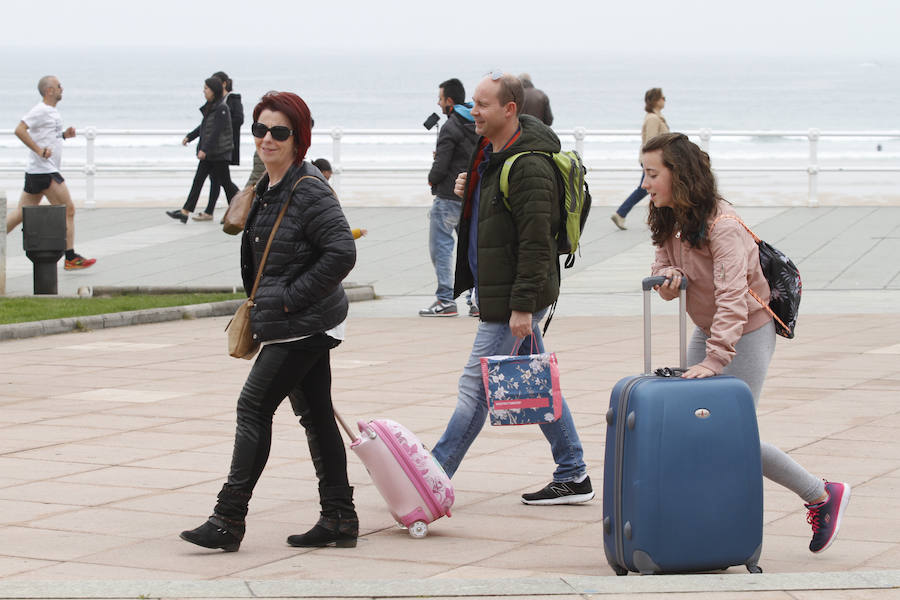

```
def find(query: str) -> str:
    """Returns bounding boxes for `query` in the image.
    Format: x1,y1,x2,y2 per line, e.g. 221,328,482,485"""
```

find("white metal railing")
2,128,899,207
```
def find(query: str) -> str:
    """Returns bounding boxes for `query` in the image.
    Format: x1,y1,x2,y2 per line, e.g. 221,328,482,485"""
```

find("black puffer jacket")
241,162,356,343
185,99,233,161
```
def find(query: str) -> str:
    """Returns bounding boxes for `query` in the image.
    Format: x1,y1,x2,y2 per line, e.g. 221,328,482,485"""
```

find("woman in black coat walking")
179,91,359,552
166,77,239,223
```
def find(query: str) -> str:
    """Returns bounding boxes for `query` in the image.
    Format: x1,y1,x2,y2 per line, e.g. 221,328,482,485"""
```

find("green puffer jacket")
454,114,561,322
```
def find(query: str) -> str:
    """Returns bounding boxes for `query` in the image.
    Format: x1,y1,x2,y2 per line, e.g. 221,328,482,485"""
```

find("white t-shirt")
22,102,63,174
260,318,346,347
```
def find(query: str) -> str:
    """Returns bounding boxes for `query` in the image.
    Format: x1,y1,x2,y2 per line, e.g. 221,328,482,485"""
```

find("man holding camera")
419,78,478,317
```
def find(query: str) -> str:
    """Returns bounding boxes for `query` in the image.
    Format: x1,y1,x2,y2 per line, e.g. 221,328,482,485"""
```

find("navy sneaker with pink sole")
805,480,851,553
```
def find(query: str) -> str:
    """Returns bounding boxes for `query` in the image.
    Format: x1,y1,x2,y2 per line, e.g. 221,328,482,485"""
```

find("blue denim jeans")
615,173,648,218
432,308,587,482
428,197,462,302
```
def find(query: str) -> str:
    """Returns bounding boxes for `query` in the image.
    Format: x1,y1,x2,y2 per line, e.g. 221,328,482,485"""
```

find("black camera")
423,112,440,130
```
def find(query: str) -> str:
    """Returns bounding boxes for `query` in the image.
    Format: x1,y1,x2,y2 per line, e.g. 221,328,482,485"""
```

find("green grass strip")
0,293,244,325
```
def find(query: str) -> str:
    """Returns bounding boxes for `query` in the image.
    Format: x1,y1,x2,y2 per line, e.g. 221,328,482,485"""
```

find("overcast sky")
0,0,897,58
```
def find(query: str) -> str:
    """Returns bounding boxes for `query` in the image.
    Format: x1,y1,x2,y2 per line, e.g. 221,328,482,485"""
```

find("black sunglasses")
251,122,293,141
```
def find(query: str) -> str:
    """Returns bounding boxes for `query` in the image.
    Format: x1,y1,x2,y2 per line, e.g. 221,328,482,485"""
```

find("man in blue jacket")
419,78,478,317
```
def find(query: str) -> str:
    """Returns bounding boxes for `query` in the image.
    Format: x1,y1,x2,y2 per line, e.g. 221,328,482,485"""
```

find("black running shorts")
24,172,65,194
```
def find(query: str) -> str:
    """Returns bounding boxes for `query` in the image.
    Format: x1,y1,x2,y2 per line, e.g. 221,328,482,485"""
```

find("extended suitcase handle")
641,276,689,375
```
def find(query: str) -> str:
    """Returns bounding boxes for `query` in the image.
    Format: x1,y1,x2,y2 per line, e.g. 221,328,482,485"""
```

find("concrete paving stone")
760,534,893,571
583,594,797,600
861,546,900,569
75,537,297,578
429,564,542,579
0,457,103,481
57,466,220,491
334,529,520,567
792,439,900,460
235,552,452,581
0,580,250,598
37,413,180,431
7,443,169,466
25,506,200,540
250,577,576,597
460,496,599,524
854,476,900,497
0,526,139,562
476,541,604,577
0,499,84,526
88,430,227,452
791,592,900,600
0,557,61,579
2,562,203,582
0,480,151,507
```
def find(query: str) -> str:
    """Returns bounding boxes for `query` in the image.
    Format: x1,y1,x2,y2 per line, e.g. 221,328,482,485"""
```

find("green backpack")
499,150,592,268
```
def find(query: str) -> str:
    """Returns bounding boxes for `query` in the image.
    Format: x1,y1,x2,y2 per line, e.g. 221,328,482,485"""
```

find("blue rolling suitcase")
602,276,763,575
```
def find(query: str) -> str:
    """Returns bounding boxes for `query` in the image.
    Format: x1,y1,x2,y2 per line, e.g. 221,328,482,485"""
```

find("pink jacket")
651,201,772,373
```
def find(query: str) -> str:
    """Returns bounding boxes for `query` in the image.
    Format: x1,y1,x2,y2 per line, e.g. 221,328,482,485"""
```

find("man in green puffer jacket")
431,73,593,506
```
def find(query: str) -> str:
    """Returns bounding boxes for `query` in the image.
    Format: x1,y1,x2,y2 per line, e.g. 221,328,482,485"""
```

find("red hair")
252,91,312,165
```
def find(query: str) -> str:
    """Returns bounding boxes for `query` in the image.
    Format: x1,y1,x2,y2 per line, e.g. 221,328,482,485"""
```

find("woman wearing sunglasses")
167,77,240,223
180,91,359,552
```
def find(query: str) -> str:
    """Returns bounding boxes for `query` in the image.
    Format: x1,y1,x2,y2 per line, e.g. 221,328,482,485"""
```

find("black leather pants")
214,334,348,522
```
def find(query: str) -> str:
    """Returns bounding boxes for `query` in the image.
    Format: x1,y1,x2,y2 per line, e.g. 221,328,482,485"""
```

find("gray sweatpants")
688,321,826,503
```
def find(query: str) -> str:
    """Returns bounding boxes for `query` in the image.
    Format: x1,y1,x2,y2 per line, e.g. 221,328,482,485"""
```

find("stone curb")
0,570,896,598
0,284,375,342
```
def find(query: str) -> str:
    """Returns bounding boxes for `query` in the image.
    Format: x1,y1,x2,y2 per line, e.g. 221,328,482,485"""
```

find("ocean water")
0,47,898,205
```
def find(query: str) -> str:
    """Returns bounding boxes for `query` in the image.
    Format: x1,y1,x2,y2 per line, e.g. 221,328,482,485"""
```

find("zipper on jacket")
370,421,443,519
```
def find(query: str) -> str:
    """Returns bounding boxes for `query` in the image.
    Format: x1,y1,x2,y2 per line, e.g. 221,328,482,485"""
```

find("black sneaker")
418,300,458,317
468,304,480,317
521,476,594,505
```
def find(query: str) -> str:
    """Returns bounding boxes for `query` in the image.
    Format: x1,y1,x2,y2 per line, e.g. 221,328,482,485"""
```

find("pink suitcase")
337,414,453,538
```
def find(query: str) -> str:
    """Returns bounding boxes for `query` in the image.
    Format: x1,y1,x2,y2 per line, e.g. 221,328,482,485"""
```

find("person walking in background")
198,71,244,221
419,78,478,317
611,87,668,230
166,77,239,223
431,72,593,505
179,91,359,552
6,75,96,270
645,132,850,554
519,73,553,126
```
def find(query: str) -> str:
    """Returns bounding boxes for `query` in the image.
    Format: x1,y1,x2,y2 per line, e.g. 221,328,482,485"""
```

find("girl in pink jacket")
643,132,850,555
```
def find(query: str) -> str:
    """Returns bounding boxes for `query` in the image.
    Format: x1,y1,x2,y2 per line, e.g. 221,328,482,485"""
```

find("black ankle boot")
286,512,358,548
287,484,358,548
180,515,244,552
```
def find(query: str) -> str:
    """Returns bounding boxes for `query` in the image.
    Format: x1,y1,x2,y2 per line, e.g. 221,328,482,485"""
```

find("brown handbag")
225,176,314,359
222,186,255,235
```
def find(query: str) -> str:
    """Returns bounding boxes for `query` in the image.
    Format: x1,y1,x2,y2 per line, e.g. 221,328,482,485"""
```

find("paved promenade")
0,205,899,598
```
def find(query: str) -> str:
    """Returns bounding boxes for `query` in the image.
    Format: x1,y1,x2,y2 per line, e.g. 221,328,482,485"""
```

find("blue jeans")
428,197,462,303
432,308,587,483
615,173,648,218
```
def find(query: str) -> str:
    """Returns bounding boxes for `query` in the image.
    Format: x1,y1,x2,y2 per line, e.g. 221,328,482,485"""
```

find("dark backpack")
711,215,801,339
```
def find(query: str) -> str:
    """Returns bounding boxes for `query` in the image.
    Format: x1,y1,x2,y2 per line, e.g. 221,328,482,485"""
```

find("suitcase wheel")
747,564,763,574
612,565,628,576
408,520,428,539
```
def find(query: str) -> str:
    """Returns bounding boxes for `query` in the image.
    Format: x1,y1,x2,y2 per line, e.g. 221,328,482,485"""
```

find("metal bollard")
22,205,66,295
0,192,6,295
